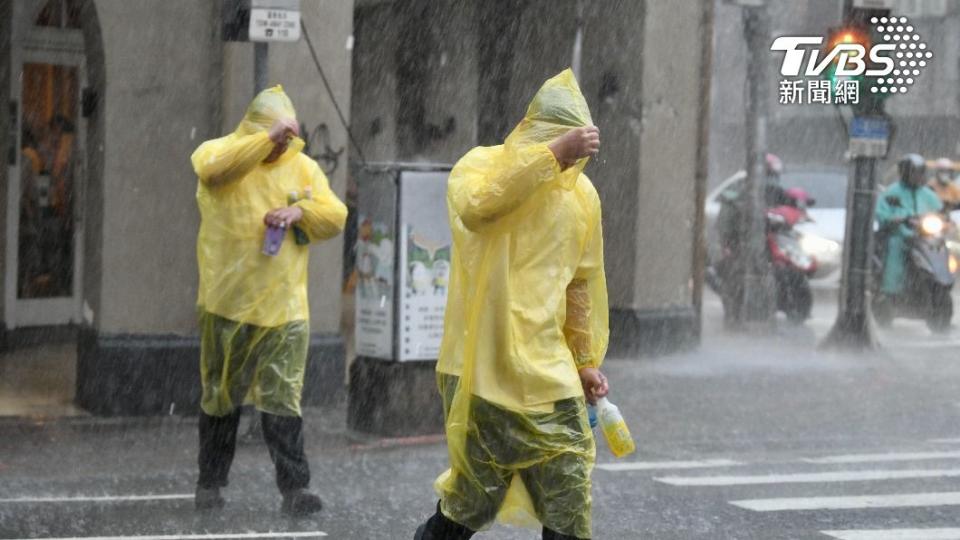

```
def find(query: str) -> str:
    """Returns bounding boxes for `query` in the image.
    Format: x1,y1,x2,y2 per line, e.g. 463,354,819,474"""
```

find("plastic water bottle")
596,397,636,458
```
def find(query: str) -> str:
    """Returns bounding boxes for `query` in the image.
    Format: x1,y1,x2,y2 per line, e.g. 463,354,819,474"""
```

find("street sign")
849,116,890,158
248,0,300,42
853,0,895,8
222,0,301,42
249,7,300,42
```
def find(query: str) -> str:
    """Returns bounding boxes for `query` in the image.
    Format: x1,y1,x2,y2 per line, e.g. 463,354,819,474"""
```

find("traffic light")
821,25,870,103
827,26,870,51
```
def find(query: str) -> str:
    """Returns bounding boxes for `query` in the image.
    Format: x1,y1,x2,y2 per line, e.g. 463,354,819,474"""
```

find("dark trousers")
418,502,588,540
198,409,310,493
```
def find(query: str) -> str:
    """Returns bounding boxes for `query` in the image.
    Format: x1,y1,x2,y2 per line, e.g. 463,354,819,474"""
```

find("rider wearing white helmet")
928,157,960,210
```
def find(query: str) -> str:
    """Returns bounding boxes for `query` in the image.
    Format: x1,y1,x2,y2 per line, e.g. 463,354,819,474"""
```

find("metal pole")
571,0,586,79
825,155,878,345
254,41,268,94
822,1,883,351
822,156,879,349
741,5,775,329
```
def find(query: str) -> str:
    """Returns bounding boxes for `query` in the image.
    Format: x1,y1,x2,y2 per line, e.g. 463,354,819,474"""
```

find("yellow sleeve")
564,279,594,369
564,183,609,369
294,161,348,242
448,145,561,232
191,132,274,187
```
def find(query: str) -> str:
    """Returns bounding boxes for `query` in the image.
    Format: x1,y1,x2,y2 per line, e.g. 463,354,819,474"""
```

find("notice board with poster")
353,163,452,362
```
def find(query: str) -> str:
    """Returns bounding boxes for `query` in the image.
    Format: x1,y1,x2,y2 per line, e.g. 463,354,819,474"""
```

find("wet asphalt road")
4,289,960,539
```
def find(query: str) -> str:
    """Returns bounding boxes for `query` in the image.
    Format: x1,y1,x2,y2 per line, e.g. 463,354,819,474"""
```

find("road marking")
0,494,193,503
822,528,960,540
803,451,960,464
929,438,960,444
731,491,960,512
881,339,960,350
7,534,327,540
656,468,960,486
596,459,743,472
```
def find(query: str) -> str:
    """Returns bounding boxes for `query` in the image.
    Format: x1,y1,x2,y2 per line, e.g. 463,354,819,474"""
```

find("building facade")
0,0,354,414
1,0,714,417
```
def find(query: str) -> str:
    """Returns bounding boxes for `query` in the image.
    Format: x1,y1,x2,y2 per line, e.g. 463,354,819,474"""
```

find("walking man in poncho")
191,85,347,515
416,69,610,540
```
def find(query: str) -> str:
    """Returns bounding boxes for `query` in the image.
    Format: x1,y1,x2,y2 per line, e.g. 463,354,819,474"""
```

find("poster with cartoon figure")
354,167,398,360
398,170,452,361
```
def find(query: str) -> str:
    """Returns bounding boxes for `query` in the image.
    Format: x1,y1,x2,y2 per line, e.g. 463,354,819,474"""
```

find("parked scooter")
872,200,957,332
707,187,818,324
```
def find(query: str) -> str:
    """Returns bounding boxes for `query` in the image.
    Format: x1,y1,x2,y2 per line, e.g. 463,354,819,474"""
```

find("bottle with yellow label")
596,397,636,458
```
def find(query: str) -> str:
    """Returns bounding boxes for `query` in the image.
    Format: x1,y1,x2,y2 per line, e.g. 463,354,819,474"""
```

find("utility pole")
254,42,268,94
822,0,892,350
740,3,776,329
571,0,586,79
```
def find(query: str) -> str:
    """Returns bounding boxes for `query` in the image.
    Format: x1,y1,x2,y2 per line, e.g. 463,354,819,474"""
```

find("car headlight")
921,214,945,236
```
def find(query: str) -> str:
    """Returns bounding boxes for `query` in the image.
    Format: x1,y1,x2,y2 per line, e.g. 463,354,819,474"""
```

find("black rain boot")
194,486,225,511
415,501,475,540
281,488,323,516
543,527,589,540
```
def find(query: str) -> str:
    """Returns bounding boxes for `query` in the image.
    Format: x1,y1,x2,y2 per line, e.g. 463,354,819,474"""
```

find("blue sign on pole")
849,116,890,158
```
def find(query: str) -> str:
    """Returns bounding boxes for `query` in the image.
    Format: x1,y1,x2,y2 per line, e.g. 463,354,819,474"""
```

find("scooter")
872,198,957,332
707,187,818,324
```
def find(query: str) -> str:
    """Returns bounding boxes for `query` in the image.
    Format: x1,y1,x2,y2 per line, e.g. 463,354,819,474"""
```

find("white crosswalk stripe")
655,468,960,486
730,491,960,512
595,459,742,471
6,534,329,540
802,451,960,464
822,529,960,540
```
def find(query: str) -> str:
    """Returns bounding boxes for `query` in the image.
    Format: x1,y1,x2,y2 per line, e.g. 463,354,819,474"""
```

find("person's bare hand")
579,367,609,405
268,118,299,145
263,206,304,229
548,126,600,167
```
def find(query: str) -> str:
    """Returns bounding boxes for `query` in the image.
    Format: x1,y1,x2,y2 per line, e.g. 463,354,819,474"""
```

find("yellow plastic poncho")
192,85,347,417
435,69,609,538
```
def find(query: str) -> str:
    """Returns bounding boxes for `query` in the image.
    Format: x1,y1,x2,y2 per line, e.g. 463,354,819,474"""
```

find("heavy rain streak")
5,1,960,539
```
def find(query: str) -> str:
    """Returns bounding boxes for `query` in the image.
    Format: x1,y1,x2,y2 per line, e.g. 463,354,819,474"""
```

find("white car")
705,168,845,283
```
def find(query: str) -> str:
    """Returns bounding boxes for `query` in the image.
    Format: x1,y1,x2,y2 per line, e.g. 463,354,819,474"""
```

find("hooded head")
237,85,296,135
505,69,593,187
235,85,305,159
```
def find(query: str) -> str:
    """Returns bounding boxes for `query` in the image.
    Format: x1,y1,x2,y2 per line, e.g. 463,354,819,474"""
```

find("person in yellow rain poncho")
415,69,610,540
190,86,347,515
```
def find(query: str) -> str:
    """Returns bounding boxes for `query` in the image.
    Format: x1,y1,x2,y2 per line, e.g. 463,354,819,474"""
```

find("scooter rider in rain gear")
415,69,610,540
191,86,347,514
875,153,943,297
714,153,788,325
928,157,960,210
